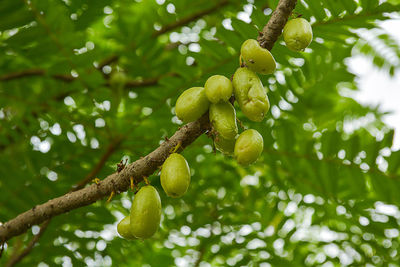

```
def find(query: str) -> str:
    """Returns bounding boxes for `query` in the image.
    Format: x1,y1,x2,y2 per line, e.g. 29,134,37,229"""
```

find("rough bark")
258,0,297,50
0,114,210,242
0,0,297,244
4,137,123,266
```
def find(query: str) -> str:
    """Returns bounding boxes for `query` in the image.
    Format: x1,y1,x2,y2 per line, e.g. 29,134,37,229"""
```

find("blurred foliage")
1,0,400,266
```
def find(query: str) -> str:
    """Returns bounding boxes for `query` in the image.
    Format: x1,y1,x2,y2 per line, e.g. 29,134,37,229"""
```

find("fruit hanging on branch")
234,129,264,166
209,102,238,140
175,87,210,123
283,18,313,51
240,39,276,75
204,75,233,103
130,185,161,239
232,67,270,122
160,153,191,198
117,216,137,240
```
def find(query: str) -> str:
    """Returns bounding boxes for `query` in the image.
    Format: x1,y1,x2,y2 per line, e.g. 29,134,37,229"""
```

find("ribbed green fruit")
209,102,238,140
117,216,136,240
175,87,210,123
204,75,233,103
161,153,191,198
234,129,264,166
232,67,270,122
130,185,161,239
283,18,313,51
240,39,276,75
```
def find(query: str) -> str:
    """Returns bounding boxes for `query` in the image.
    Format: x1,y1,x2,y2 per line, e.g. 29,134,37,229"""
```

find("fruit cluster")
174,38,273,164
117,18,312,240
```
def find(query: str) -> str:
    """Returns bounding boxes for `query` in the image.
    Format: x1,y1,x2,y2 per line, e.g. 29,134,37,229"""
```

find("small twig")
236,118,245,130
258,0,297,50
97,55,119,70
152,0,230,37
0,113,211,242
5,220,51,267
0,0,298,247
0,69,74,82
74,136,124,190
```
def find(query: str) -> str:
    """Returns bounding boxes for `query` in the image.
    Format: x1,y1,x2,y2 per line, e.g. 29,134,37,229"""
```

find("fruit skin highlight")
283,18,313,51
232,67,270,122
209,102,238,140
161,153,191,198
240,39,276,75
234,129,264,166
175,87,210,123
117,216,137,240
130,185,161,239
204,75,233,103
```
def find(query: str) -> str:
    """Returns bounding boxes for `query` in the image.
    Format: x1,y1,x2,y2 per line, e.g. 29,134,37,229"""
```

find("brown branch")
0,69,74,82
0,114,211,242
0,1,229,84
0,68,161,88
194,246,206,267
152,0,230,37
73,137,124,191
97,55,120,70
4,137,124,266
5,220,51,267
0,69,44,81
0,0,297,244
258,0,297,50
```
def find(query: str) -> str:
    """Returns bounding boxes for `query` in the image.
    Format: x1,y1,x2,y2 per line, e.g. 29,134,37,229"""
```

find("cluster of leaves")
1,0,400,266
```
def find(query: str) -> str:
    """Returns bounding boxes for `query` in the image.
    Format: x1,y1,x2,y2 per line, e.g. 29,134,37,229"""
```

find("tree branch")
0,68,162,89
5,220,51,267
0,1,229,84
73,136,124,191
0,0,297,244
0,69,74,82
0,114,211,242
4,137,123,266
152,0,230,37
258,0,297,50
97,55,120,70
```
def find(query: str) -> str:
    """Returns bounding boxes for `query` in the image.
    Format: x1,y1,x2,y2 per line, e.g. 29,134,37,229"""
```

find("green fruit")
130,185,161,239
214,136,236,155
234,129,264,166
232,67,270,122
209,102,238,140
240,39,276,75
161,153,190,198
204,75,233,103
283,18,313,51
175,87,210,123
117,216,136,240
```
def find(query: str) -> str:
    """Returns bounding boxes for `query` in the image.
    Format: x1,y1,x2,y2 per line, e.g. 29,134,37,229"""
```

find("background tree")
1,0,400,266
